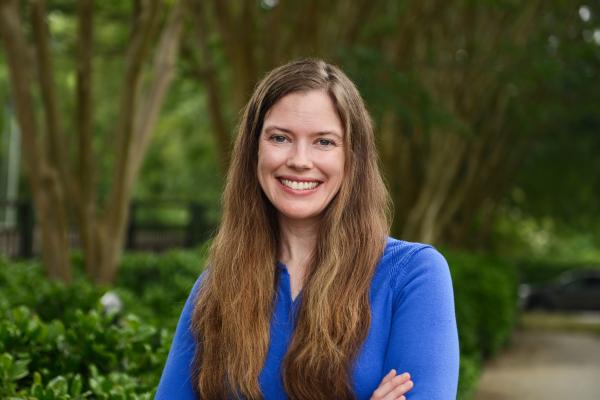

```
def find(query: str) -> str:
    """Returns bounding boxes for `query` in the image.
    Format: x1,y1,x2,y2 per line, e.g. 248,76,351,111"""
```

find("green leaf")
48,375,69,394
11,357,29,381
69,374,82,396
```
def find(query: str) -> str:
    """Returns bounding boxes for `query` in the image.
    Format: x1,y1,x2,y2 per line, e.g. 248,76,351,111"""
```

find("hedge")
0,245,518,399
516,258,598,284
444,249,519,399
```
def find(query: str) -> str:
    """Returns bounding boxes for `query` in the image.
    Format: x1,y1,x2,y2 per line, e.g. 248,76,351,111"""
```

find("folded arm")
384,247,460,399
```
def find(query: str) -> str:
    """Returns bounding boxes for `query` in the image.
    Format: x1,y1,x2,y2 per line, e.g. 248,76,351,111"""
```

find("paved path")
474,315,600,400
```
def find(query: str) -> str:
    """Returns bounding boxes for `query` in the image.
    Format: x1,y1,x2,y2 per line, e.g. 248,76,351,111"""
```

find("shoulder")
181,269,209,317
194,269,208,293
378,237,452,301
378,237,447,279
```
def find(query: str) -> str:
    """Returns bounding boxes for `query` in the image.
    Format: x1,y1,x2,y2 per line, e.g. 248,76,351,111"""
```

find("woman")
156,59,459,399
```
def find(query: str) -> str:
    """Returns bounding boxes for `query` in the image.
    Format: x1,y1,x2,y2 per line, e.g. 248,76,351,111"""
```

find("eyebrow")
263,125,343,139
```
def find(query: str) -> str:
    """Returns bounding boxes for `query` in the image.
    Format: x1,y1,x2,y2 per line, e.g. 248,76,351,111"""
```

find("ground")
474,312,600,400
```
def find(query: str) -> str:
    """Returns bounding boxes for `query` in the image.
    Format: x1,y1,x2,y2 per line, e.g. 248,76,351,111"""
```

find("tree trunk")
0,0,71,282
1,0,186,284
35,166,72,282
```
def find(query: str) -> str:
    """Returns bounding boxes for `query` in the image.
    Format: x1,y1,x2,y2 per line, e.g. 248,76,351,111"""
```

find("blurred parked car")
519,269,600,311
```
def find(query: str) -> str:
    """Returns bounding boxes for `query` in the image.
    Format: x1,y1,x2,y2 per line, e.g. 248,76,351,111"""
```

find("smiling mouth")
278,178,321,191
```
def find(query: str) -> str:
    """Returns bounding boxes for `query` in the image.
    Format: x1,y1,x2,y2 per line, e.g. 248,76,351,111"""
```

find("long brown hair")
191,59,391,399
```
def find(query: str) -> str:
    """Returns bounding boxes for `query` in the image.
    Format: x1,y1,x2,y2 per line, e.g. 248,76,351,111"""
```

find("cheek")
326,152,345,182
259,145,288,173
257,145,279,185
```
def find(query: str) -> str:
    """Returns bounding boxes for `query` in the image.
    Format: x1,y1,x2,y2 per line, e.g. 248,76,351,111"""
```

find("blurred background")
0,0,598,398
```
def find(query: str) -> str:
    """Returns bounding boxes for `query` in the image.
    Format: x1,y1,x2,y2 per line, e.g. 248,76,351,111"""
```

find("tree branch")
131,0,187,176
29,0,73,201
0,0,44,188
211,0,256,108
74,0,98,277
0,0,71,281
104,0,161,229
75,0,95,203
189,0,231,174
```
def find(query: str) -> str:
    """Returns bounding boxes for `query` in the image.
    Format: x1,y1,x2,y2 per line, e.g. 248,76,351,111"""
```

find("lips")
276,175,323,191
279,178,320,190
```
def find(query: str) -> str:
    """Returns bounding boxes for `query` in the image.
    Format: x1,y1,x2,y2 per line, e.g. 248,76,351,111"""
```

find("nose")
286,142,313,169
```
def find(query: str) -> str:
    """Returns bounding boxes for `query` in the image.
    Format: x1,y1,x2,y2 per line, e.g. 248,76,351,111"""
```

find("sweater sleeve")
384,246,459,399
155,273,205,400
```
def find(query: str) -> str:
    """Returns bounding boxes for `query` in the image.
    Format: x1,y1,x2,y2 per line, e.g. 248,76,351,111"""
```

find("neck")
277,214,318,274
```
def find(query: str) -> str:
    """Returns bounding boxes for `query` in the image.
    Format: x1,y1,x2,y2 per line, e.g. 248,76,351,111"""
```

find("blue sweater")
155,238,459,399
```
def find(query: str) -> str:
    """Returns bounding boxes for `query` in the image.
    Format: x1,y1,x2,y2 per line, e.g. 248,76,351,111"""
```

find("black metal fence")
0,199,215,259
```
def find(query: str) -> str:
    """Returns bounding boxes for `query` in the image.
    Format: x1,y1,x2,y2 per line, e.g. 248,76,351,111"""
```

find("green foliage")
113,248,207,328
517,259,599,285
0,245,516,399
0,352,29,398
457,354,480,400
134,77,223,226
449,250,518,357
444,249,519,398
0,248,206,398
504,2,600,244
0,258,104,321
493,212,600,274
0,303,168,399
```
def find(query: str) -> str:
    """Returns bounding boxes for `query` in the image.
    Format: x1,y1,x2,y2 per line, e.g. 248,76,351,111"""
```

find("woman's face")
257,90,345,224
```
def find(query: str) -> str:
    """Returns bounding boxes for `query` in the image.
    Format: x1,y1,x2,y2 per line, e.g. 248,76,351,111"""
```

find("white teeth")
280,179,319,190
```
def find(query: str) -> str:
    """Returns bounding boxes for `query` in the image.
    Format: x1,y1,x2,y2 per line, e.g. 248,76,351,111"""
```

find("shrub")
457,353,480,400
114,249,206,329
0,303,169,398
0,248,206,331
0,258,103,321
0,251,204,399
0,244,518,400
444,249,519,399
517,258,598,284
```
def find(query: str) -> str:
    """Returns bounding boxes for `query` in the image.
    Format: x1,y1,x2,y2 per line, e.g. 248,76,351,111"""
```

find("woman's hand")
370,369,414,400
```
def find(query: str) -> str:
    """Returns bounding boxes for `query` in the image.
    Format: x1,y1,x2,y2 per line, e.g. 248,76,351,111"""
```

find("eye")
269,134,288,143
316,138,335,147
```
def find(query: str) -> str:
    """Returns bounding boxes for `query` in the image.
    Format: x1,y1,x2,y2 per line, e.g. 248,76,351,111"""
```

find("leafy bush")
517,258,598,284
0,244,518,400
444,249,519,399
1,248,206,331
0,249,205,399
113,249,206,328
0,258,103,322
0,303,169,399
456,354,480,400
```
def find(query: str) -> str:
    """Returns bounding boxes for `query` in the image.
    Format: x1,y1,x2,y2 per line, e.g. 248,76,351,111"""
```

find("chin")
278,209,322,222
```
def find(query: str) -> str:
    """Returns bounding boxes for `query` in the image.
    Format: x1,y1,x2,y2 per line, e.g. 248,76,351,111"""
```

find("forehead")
263,90,344,137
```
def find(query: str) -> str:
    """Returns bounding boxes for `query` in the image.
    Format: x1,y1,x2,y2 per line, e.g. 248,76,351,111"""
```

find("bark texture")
0,0,187,283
